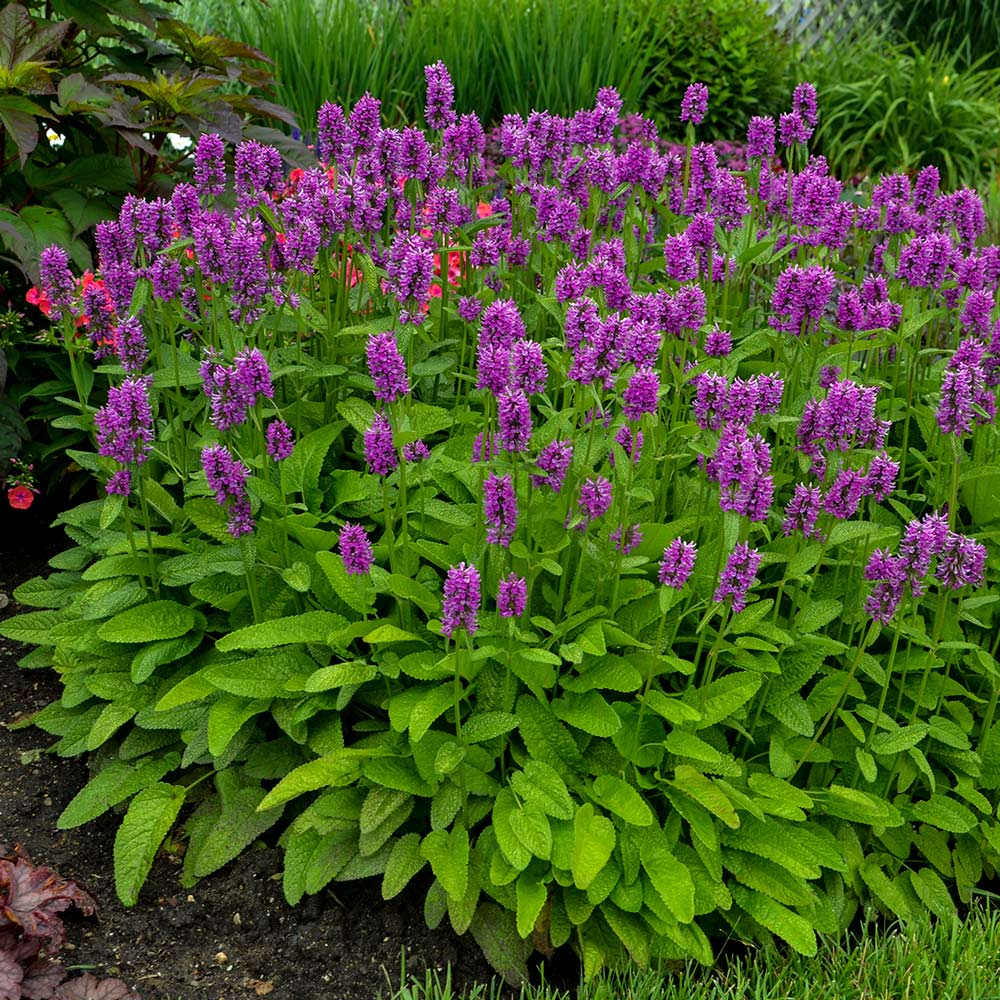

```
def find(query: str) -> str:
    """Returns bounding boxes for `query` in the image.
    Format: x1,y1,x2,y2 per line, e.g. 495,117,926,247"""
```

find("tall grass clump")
805,21,1000,187
5,71,1000,985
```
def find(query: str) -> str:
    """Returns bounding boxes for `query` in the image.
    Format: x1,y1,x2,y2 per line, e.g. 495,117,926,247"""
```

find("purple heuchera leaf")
51,975,139,1000
0,860,95,950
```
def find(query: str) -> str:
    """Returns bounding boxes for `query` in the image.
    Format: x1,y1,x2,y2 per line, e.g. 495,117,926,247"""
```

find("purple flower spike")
936,532,987,590
194,133,226,198
577,477,612,527
442,562,481,638
622,367,659,421
704,329,732,357
746,116,776,158
425,61,457,130
95,377,155,482
680,83,709,125
403,440,430,463
611,524,643,554
266,420,294,461
484,472,517,547
201,444,254,538
792,82,819,127
714,542,761,613
659,538,698,589
532,439,573,492
366,331,410,403
339,522,374,576
497,573,527,619
114,315,148,374
39,245,74,319
364,413,397,477
498,389,532,453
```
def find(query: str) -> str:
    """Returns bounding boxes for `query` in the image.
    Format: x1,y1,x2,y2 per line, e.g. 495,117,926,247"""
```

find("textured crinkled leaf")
515,872,547,939
382,833,427,899
58,753,181,829
113,783,186,906
510,760,575,820
131,633,202,684
591,775,653,827
204,651,315,698
691,673,762,728
420,825,468,900
552,691,621,736
911,795,978,833
216,611,347,651
870,723,930,755
571,804,616,890
732,885,817,956
640,841,695,923
469,902,531,986
97,601,196,643
822,785,904,827
462,711,519,743
909,867,956,919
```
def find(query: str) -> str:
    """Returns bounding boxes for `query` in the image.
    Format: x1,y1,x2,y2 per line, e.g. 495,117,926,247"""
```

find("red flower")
7,485,35,509
26,286,52,316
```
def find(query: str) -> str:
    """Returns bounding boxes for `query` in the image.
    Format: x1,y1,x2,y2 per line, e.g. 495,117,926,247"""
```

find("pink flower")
7,485,35,509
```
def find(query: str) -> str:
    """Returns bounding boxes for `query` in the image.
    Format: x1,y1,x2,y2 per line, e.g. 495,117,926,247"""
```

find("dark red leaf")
0,951,24,1000
21,958,65,1000
0,861,96,950
51,975,139,1000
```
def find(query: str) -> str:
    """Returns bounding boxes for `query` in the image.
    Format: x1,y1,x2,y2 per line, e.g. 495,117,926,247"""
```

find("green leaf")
217,611,348,651
822,785,904,827
463,711,519,743
207,695,269,756
692,673,762,729
469,901,531,986
258,751,371,810
281,423,340,506
131,633,202,684
670,766,740,829
508,804,552,860
0,609,70,644
421,825,469,900
315,550,375,616
640,840,695,923
509,760,575,820
98,601,196,643
186,773,285,878
364,757,435,797
572,803,616,890
870,723,930,755
382,832,427,899
908,867,956,919
552,691,621,736
591,775,654,827
794,599,843,635
204,652,315,699
732,885,817,956
58,754,180,829
114,783,186,906
515,872,547,938
911,796,979,834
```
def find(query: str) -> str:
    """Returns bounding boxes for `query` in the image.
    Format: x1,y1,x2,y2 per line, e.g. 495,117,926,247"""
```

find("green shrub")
805,30,1000,188
891,0,1000,69
636,0,791,137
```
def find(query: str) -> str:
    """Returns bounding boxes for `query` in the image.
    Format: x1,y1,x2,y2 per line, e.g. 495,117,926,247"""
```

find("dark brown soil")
0,500,507,1000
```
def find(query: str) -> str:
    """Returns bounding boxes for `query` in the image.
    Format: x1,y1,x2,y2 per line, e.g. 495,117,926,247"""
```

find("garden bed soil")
0,501,505,1000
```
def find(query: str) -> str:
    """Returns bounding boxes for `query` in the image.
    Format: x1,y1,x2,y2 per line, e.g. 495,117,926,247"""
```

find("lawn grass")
382,902,1000,1000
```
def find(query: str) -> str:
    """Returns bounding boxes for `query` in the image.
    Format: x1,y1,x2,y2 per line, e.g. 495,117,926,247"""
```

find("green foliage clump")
0,0,294,286
189,0,655,128
635,0,791,137
4,71,1000,986
890,0,1000,70
805,27,1000,188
